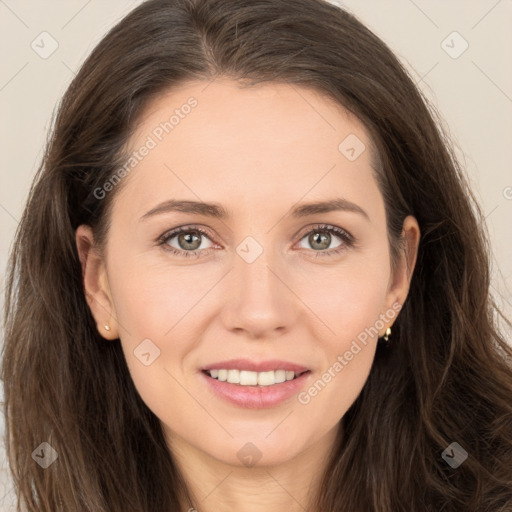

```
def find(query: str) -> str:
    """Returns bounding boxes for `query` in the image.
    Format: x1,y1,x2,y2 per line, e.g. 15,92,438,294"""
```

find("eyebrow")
140,198,370,222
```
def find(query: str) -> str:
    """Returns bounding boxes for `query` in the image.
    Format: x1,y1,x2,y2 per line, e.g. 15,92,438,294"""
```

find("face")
77,78,419,468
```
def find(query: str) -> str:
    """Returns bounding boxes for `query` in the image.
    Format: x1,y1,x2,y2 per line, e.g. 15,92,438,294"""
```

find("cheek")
107,251,216,339
106,258,194,421
295,255,388,386
105,252,220,407
294,267,386,426
295,255,390,340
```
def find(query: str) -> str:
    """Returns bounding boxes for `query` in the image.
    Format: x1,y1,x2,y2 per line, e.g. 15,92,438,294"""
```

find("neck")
170,426,341,512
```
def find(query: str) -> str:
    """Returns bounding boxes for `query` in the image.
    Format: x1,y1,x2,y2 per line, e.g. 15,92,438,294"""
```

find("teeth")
227,369,240,383
240,370,258,385
206,369,305,386
274,370,286,383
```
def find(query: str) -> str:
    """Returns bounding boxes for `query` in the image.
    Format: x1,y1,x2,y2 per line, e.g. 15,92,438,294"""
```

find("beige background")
1,1,511,508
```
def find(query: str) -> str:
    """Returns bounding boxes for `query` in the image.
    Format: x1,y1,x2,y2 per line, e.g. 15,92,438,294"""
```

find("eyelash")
156,223,355,259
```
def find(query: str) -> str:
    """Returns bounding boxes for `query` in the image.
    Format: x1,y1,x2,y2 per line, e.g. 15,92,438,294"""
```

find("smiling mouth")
202,369,310,386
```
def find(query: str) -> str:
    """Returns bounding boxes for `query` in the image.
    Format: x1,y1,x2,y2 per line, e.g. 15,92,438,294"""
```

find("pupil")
310,231,330,250
179,231,201,250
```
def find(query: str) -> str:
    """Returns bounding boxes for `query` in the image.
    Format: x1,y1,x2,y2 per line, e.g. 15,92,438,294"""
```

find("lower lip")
201,370,312,409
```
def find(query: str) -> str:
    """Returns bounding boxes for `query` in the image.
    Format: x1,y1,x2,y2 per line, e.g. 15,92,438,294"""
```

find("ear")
379,215,420,336
75,225,119,340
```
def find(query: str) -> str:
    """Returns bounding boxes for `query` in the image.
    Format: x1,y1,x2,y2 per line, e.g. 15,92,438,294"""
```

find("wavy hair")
2,0,512,510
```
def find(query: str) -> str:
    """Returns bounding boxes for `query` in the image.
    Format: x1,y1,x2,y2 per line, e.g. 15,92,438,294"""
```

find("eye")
157,225,216,258
157,223,355,259
296,224,354,256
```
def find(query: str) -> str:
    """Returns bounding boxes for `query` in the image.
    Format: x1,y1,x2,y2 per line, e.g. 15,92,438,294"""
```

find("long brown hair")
2,0,512,510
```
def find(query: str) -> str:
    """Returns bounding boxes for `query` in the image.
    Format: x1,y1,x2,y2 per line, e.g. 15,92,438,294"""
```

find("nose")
219,246,299,340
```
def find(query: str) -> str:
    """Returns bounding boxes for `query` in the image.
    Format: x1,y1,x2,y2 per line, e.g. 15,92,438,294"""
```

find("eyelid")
294,223,353,242
293,223,355,255
156,224,216,245
156,224,220,259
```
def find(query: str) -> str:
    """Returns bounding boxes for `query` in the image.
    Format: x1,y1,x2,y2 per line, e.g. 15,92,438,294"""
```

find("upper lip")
202,359,309,373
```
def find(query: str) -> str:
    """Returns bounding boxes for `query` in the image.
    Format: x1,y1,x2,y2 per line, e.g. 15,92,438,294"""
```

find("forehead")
132,77,375,156
113,78,381,220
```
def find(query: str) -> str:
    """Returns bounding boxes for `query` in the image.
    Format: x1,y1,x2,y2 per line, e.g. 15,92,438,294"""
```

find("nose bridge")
221,235,297,336
235,237,283,306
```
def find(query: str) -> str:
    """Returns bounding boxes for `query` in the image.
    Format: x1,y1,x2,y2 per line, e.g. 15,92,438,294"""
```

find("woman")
2,0,511,510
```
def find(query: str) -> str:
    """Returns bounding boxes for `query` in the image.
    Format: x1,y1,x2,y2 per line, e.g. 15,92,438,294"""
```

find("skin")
76,78,420,512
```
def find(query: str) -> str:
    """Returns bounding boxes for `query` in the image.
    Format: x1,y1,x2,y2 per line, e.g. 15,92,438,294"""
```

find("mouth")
202,368,310,386
200,367,313,408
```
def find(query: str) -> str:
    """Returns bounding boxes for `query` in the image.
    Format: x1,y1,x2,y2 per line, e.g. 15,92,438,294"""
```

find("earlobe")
75,225,118,340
